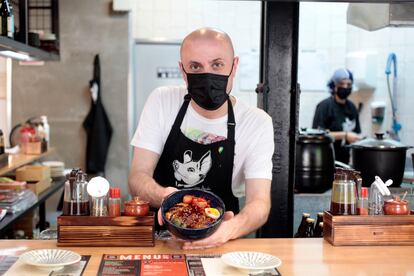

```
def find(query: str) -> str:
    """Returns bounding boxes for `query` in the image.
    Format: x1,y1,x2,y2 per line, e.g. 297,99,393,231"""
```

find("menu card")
98,254,281,276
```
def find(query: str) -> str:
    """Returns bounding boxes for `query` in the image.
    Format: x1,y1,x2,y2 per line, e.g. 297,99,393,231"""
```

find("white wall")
0,57,11,146
131,0,261,107
299,2,414,149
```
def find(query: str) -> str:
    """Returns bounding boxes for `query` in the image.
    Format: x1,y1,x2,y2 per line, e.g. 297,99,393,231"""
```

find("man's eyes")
189,64,202,71
188,62,224,72
212,62,224,69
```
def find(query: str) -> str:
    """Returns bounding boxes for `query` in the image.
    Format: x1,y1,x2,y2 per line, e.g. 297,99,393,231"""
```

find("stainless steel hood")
347,3,414,31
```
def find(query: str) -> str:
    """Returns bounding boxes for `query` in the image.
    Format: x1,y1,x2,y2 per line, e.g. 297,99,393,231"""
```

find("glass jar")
330,172,357,215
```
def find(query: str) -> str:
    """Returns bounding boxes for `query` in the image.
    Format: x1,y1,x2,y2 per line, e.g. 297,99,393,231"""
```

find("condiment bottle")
62,168,87,216
368,176,392,215
357,187,369,215
294,213,310,238
314,222,323,238
87,176,110,216
0,129,4,154
108,187,121,217
304,218,315,238
330,171,357,215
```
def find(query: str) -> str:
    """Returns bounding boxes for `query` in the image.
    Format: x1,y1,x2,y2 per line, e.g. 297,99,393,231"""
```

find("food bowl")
161,189,225,240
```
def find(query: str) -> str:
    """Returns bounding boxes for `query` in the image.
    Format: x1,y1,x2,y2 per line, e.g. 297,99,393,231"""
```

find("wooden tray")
57,213,155,247
323,210,414,246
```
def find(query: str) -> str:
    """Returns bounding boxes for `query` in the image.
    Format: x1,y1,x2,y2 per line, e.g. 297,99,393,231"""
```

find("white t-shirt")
131,86,274,198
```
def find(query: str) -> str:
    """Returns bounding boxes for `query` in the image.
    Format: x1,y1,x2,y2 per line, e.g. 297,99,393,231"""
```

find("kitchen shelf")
0,36,59,61
0,148,55,176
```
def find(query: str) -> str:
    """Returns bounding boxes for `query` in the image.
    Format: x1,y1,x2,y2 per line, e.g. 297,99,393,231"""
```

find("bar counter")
0,238,413,275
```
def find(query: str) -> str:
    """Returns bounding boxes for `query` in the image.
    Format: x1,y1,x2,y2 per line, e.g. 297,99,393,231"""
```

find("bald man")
129,28,274,249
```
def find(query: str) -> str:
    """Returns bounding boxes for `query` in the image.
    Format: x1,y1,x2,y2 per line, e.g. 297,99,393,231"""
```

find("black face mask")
336,87,352,100
183,66,232,111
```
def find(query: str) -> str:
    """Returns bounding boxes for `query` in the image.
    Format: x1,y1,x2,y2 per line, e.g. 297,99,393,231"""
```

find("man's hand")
157,186,178,225
182,211,235,250
346,132,361,143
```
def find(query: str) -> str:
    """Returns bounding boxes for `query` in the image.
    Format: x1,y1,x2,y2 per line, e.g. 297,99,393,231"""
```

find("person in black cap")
313,68,362,164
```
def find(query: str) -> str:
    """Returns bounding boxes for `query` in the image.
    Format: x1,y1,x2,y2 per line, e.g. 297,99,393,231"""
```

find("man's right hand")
346,132,361,143
158,186,178,225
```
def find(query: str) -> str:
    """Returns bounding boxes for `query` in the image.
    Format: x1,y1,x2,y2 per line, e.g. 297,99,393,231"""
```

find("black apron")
153,94,239,214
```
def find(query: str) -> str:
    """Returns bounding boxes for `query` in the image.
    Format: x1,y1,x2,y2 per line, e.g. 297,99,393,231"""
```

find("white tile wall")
131,1,414,149
132,0,261,106
299,2,414,150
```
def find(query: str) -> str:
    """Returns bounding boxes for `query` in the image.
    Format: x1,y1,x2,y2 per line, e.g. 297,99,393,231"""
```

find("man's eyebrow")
188,60,202,65
209,58,224,63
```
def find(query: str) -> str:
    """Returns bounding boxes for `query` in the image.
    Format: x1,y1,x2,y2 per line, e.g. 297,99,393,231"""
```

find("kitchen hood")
347,3,414,31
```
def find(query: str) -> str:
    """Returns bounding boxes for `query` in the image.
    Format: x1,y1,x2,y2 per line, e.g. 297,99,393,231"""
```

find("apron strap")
171,94,191,132
172,94,236,142
227,99,236,143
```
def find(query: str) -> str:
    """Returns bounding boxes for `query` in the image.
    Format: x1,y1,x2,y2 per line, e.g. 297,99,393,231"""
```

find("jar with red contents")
108,187,121,217
19,125,36,154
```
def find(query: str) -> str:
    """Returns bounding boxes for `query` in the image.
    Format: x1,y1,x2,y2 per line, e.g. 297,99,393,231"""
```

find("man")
129,28,274,249
312,68,361,164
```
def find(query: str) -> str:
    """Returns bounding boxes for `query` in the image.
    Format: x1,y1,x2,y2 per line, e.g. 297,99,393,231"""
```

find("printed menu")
98,254,281,276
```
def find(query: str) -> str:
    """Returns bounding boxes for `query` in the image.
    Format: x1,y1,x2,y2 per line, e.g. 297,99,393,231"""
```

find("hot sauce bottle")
108,187,121,217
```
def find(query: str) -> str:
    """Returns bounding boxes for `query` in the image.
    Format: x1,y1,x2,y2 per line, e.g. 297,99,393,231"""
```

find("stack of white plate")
42,161,65,178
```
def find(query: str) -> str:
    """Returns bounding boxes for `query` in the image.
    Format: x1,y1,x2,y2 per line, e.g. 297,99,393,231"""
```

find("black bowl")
161,189,225,240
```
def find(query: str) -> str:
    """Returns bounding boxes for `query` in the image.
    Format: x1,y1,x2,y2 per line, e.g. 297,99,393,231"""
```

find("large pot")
350,133,412,187
295,128,335,193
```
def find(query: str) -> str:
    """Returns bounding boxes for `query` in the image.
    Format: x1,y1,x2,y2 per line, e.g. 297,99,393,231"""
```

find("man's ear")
179,61,188,85
230,56,239,78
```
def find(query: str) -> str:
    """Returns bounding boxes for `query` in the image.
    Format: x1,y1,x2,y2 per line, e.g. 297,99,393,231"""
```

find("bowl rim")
161,188,226,232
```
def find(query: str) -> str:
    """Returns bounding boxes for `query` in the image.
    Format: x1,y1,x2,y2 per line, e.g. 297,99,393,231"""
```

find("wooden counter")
0,238,413,275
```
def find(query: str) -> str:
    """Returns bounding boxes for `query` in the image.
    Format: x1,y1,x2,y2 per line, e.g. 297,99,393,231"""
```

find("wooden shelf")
0,148,55,176
0,36,59,61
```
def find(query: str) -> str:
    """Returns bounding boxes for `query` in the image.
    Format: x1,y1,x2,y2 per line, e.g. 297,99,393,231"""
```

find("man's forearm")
128,172,166,208
228,199,270,239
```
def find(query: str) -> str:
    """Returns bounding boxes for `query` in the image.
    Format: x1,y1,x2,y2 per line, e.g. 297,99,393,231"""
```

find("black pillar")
258,1,300,238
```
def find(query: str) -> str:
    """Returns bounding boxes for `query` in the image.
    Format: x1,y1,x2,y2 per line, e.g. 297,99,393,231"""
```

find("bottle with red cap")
108,187,121,217
358,187,369,215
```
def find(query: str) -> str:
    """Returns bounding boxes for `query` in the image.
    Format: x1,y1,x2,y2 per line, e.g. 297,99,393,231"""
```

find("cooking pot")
350,133,412,187
295,128,335,193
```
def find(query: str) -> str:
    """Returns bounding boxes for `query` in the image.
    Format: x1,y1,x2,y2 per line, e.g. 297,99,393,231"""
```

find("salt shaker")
87,176,110,216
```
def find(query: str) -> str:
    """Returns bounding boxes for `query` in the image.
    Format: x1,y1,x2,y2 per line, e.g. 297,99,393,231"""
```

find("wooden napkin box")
26,178,51,195
16,165,51,182
323,210,414,246
57,213,155,247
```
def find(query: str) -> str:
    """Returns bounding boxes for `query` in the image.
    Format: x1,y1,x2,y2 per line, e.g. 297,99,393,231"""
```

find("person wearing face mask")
128,28,274,249
312,68,362,164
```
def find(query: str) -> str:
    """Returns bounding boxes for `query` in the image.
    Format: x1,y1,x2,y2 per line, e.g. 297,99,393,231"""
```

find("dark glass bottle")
0,129,4,154
1,0,14,38
304,218,315,238
314,222,324,238
314,212,323,232
294,213,310,238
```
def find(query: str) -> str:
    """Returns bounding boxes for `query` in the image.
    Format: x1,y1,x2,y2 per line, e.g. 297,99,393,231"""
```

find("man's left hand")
182,211,235,250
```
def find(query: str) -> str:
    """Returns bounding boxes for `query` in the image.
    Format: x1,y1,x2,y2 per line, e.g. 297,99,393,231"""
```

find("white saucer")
221,251,282,273
20,249,81,271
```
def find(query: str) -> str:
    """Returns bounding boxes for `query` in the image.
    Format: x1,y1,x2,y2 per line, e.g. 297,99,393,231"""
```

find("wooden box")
16,165,51,182
57,213,155,247
26,178,51,195
323,211,414,246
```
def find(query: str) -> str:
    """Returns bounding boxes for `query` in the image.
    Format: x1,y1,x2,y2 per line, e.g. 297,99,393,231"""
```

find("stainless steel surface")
347,3,414,31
